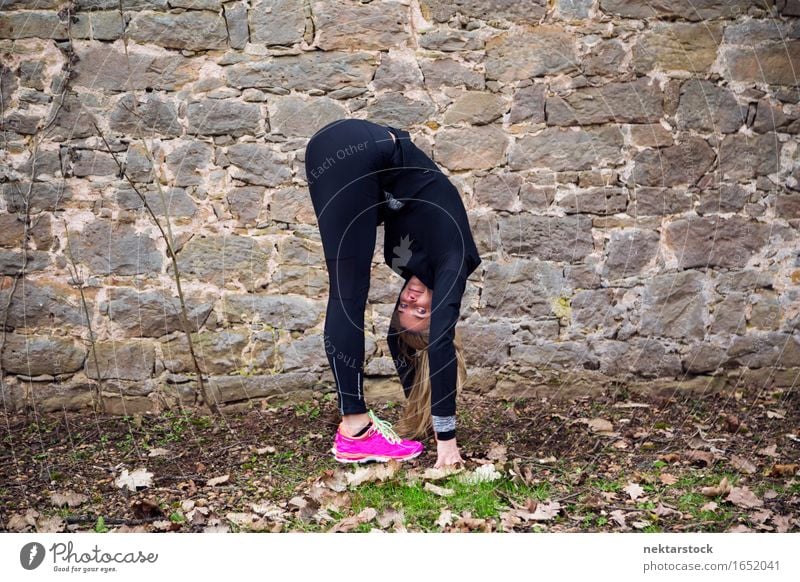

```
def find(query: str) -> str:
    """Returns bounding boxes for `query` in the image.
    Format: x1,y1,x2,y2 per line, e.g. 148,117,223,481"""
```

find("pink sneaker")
332,410,423,463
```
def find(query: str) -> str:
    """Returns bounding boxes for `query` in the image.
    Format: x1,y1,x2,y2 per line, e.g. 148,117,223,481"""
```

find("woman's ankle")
341,412,370,436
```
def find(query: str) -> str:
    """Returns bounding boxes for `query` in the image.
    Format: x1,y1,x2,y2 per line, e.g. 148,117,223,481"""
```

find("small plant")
94,516,109,533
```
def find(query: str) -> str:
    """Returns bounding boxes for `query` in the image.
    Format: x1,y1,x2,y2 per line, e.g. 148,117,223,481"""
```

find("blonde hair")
390,309,467,439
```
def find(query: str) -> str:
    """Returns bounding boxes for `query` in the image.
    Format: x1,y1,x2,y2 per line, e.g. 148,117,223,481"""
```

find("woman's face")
397,275,431,333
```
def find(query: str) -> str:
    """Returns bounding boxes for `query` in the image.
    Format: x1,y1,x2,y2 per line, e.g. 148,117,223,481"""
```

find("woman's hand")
434,437,464,469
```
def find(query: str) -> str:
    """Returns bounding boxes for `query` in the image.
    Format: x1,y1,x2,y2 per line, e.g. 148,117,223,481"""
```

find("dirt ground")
1,384,798,533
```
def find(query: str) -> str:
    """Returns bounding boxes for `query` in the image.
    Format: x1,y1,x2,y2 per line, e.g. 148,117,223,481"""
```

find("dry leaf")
623,482,645,501
609,510,627,528
683,450,714,466
115,467,153,491
207,474,230,487
767,464,798,477
330,507,377,532
346,461,399,488
701,477,731,497
757,444,779,458
766,409,785,419
256,446,276,455
424,482,454,497
435,509,454,528
659,473,678,485
50,491,88,508
730,455,757,474
700,501,718,512
459,463,502,484
147,448,170,457
726,486,763,509
588,418,614,434
377,508,405,530
653,503,680,517
772,514,792,533
487,442,508,463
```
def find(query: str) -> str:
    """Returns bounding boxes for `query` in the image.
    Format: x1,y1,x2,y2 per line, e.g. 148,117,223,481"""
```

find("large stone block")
2,334,86,376
481,258,567,318
547,78,664,126
174,235,272,291
603,229,660,280
67,220,163,276
225,143,293,187
223,294,324,331
641,270,708,340
186,99,261,137
313,0,409,50
0,280,89,330
509,126,624,172
600,0,752,20
127,10,228,50
718,133,782,180
249,0,305,46
664,215,770,269
433,126,508,171
631,137,715,187
109,94,181,138
206,372,316,404
499,214,594,262
420,0,547,24
486,25,578,82
724,41,800,86
633,22,723,74
73,45,198,91
86,340,156,381
162,330,249,374
675,79,746,134
101,287,214,338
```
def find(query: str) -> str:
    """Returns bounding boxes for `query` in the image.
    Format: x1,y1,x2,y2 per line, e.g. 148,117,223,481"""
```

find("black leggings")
305,119,397,416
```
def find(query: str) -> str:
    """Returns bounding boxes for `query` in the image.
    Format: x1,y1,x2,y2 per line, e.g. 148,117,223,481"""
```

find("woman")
305,118,481,468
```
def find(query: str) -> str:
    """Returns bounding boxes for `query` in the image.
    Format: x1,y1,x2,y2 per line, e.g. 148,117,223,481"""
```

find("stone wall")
1,0,799,415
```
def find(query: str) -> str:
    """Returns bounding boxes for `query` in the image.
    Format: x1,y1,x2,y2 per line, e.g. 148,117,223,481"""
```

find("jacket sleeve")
426,261,468,441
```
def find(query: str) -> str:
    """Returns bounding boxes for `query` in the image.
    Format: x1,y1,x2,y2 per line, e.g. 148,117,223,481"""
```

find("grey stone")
696,184,748,215
631,187,692,216
174,235,271,291
603,229,660,280
0,11,74,40
509,83,545,124
277,333,335,372
270,95,346,138
460,321,513,367
75,0,167,8
227,52,376,93
269,187,318,225
710,293,746,335
186,99,261,137
0,279,89,330
570,288,631,336
629,124,674,148
509,126,624,172
86,340,155,381
486,26,578,82
600,0,752,20
1,64,18,98
226,186,266,226
3,0,61,7
715,269,774,293
559,187,627,215
727,333,800,368
127,10,228,50
719,133,782,180
641,270,708,340
2,334,86,376
88,10,125,40
171,0,222,8
225,143,292,186
583,39,627,77
114,185,198,218
499,214,593,262
420,58,484,91
723,17,800,44
102,287,213,338
223,294,324,331
420,0,547,23
162,331,248,374
682,342,728,373
49,92,98,141
373,55,424,91
633,22,723,74
725,41,800,86
224,1,249,50
3,182,72,213
752,98,791,134
474,172,522,212
547,78,664,126
594,338,682,378
365,92,437,128
166,141,214,187
1,114,41,135
511,341,597,371
664,215,769,270
125,144,154,183
314,0,410,51
269,265,327,298
206,372,316,404
67,220,163,276
443,92,507,126
249,0,306,46
434,125,508,171
276,236,323,266
631,137,715,187
109,94,181,138
675,79,746,134
71,150,118,178
73,45,197,91
776,194,800,219
481,258,567,318
748,290,781,331
557,0,592,19
419,29,484,52
0,250,50,274
16,149,63,180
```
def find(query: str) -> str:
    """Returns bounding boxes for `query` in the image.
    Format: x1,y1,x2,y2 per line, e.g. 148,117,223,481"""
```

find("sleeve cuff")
432,415,456,441
435,429,456,441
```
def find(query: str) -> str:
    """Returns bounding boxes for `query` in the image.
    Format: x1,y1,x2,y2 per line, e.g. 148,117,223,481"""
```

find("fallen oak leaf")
206,474,230,487
50,490,88,508
486,442,508,463
623,482,645,501
435,509,454,529
726,486,763,509
114,467,153,492
346,460,400,488
683,450,714,467
730,455,757,475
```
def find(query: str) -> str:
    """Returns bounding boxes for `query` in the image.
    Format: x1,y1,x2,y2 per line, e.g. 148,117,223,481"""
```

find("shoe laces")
367,410,401,445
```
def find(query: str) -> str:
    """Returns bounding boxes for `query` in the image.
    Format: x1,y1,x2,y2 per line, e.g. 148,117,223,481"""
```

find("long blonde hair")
390,309,467,439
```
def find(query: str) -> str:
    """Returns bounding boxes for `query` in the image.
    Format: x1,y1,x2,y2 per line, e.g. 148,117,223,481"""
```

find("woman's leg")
305,120,386,424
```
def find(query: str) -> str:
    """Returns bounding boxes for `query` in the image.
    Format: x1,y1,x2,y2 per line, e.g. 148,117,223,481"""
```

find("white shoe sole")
331,447,422,464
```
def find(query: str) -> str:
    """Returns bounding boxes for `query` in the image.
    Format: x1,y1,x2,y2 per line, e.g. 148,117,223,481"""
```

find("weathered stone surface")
0,11,77,40
749,290,781,330
724,41,800,85
776,194,800,219
162,330,248,374
0,213,54,250
511,341,597,371
723,17,800,44
675,79,746,134
460,321,513,367
547,78,664,126
207,372,316,404
269,265,327,298
0,280,89,330
420,0,547,23
499,214,593,262
629,124,674,148
718,133,782,180
641,270,708,340
171,0,222,8
224,1,249,49
709,293,746,335
270,95,346,138
127,11,228,50
165,141,213,187
0,250,50,274
269,187,316,224
481,258,566,318
434,125,508,171
175,235,271,291
509,126,624,172
75,0,167,8
2,334,86,376
582,39,627,77
633,22,723,74
631,137,715,187
73,45,197,91
86,341,155,381
631,187,692,216
570,287,633,336
249,0,306,46
373,54,424,91
223,294,323,330
420,58,484,91
226,186,266,226
682,342,728,373
70,150,118,178
443,92,507,126
102,287,214,338
227,53,376,93
313,0,409,50
186,99,261,137
3,182,71,213
474,172,522,212
49,92,98,141
603,229,660,280
109,94,181,138
727,332,800,368
696,184,748,215
67,220,163,276
225,143,293,186
365,93,437,128
276,333,337,372
510,83,545,124
664,215,769,270
486,25,578,81
557,0,593,19
593,338,682,378
752,98,791,134
419,29,484,52
1,113,41,135
600,0,752,20
559,187,627,215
